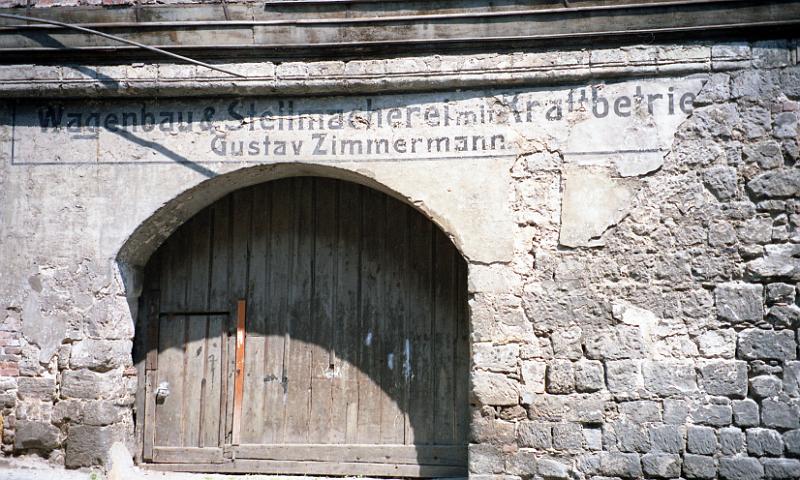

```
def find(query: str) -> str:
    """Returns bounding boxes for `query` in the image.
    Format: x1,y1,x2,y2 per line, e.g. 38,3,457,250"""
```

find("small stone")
687,426,717,455
747,428,784,456
719,456,764,480
737,329,796,361
574,360,604,393
520,360,547,395
703,166,739,201
696,329,736,358
743,141,784,169
774,112,798,139
517,422,552,449
693,402,733,427
614,421,651,453
698,361,748,398
683,454,717,479
584,427,602,450
619,400,662,423
767,305,800,329
506,451,538,477
784,362,800,396
766,283,796,305
546,360,575,394
468,444,504,474
732,399,760,427
762,399,800,429
69,339,132,372
750,375,783,399
61,369,123,400
763,458,800,479
642,453,681,478
747,169,800,200
715,283,764,324
719,427,745,455
16,377,56,401
499,405,527,422
746,244,800,282
584,326,645,360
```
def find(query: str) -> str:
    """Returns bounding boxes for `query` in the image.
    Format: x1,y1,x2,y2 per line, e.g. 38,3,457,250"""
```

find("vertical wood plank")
232,299,247,445
284,178,314,444
330,182,361,445
404,209,435,446
209,197,232,447
184,212,213,447
242,184,269,444
357,187,384,444
433,229,456,444
309,178,336,444
265,180,292,444
142,287,161,460
454,256,470,445
380,200,407,444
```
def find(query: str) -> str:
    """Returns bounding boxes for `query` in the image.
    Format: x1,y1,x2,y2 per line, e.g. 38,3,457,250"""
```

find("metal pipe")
0,12,247,78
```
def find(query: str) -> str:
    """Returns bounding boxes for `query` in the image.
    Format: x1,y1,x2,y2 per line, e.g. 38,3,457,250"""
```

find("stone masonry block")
719,456,764,480
643,361,697,396
716,283,764,324
546,359,576,394
642,453,682,479
683,454,718,479
687,425,717,455
574,360,604,392
761,399,800,429
738,329,796,361
732,399,760,427
719,427,745,455
698,360,748,398
517,421,552,449
598,452,643,478
747,428,784,456
650,425,685,453
763,458,800,479
472,371,519,406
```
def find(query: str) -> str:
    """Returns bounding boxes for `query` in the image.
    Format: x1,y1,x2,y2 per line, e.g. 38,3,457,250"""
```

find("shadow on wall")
122,176,471,476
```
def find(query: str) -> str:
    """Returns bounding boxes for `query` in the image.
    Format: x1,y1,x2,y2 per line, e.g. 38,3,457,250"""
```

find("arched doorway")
136,177,469,476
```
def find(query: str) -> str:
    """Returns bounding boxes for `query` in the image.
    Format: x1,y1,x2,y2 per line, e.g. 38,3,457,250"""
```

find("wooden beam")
234,444,467,465
231,299,246,445
143,459,467,477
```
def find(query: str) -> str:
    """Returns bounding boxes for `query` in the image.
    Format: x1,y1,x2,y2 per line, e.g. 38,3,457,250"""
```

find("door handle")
155,381,171,403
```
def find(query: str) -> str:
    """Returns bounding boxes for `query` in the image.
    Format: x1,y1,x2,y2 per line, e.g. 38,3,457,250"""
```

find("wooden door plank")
202,315,225,448
433,229,457,445
454,257,470,445
265,180,293,444
184,212,213,448
152,447,224,464
241,184,269,444
405,210,434,445
145,460,467,477
380,200,407,445
309,178,336,444
284,177,314,444
232,299,247,445
331,182,361,445
234,444,467,465
142,369,157,460
357,187,385,444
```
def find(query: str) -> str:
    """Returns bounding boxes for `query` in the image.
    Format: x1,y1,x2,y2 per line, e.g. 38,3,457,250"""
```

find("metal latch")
155,381,170,403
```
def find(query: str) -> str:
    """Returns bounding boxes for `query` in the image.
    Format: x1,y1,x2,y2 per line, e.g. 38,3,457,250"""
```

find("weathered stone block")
719,427,745,455
574,360,604,393
747,428,784,456
784,429,800,455
763,458,800,479
468,444,504,474
650,425,685,454
746,244,800,282
614,421,651,453
520,360,546,396
551,327,583,360
687,425,717,455
552,422,582,451
743,141,784,170
761,398,800,429
703,166,738,201
537,458,570,479
606,360,643,396
719,456,764,480
16,377,55,401
597,452,642,478
643,361,697,396
750,375,783,399
767,305,800,329
619,400,662,423
473,343,519,373
683,454,717,479
737,329,796,361
69,339,132,372
732,399,760,427
584,326,645,360
698,361,748,398
14,421,60,451
715,283,764,324
517,421,552,449
61,369,123,400
642,453,681,479
696,329,736,358
472,371,518,406
766,283,796,305
748,169,800,200
546,359,575,394
505,451,537,477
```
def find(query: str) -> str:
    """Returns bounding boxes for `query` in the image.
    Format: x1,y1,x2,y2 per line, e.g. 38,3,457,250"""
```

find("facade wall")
0,39,798,479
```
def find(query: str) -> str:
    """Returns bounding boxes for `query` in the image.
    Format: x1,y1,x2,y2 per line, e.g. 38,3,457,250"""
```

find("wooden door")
139,177,469,477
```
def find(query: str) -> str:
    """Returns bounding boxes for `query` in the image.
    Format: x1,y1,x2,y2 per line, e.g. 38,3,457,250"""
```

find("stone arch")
119,169,472,476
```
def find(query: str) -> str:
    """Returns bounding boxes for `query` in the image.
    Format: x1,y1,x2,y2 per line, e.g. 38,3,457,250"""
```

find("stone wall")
468,43,800,479
0,38,798,479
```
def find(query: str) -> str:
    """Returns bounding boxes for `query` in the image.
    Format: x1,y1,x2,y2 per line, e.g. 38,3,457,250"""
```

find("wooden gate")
138,177,469,477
